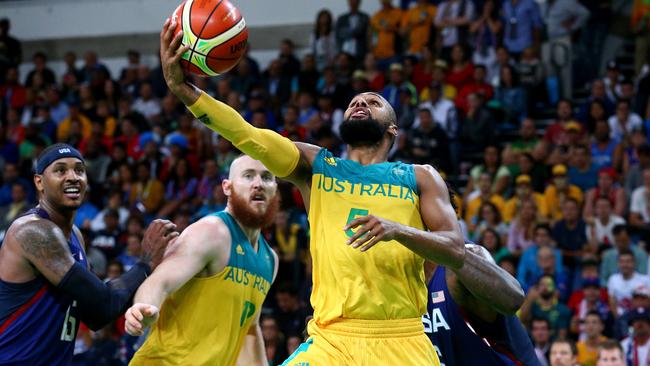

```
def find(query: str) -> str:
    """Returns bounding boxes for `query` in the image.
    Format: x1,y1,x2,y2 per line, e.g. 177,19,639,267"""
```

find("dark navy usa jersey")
423,266,540,366
0,208,88,365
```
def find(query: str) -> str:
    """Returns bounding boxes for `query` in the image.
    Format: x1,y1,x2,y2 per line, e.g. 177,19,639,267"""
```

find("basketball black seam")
187,0,224,73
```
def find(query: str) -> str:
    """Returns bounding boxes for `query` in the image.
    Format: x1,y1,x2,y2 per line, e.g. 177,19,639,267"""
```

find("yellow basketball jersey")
309,148,427,325
130,212,274,366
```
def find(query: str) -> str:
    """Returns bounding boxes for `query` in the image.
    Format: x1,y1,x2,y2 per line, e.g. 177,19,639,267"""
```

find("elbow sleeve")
58,262,150,330
187,92,300,178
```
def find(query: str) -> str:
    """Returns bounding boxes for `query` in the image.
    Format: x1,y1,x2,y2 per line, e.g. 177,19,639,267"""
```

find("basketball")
172,0,248,77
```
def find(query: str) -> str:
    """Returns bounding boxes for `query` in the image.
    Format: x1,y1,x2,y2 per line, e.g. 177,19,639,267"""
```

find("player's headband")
36,144,84,174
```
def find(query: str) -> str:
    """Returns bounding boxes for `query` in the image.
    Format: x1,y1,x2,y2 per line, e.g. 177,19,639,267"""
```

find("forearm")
184,90,300,178
452,250,525,314
395,227,464,270
59,262,151,330
518,297,534,324
133,276,170,310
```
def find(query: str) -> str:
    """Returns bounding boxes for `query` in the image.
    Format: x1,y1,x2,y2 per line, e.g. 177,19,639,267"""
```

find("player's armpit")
133,216,228,308
187,92,301,178
14,220,75,286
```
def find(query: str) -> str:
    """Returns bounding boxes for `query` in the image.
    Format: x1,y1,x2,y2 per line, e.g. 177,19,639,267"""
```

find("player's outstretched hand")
125,303,160,336
344,215,400,252
160,17,190,91
140,219,179,270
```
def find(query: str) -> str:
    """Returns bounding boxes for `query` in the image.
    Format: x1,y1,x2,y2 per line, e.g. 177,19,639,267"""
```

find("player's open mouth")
63,186,81,199
350,108,369,119
251,193,265,202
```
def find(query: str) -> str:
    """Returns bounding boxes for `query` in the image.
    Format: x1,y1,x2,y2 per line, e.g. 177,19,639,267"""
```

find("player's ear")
222,179,232,197
33,175,43,193
388,124,398,137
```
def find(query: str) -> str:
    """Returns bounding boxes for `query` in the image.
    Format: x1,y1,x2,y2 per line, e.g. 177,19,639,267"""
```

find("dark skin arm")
443,244,525,322
345,165,465,270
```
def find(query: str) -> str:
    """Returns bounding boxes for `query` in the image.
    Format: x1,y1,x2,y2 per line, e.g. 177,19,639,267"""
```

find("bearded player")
125,155,279,366
160,17,466,365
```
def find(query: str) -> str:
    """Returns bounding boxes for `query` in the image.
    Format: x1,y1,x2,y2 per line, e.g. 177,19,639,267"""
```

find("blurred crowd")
1,0,650,365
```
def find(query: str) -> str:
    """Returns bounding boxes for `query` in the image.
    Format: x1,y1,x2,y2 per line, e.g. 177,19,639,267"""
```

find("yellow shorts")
281,318,439,366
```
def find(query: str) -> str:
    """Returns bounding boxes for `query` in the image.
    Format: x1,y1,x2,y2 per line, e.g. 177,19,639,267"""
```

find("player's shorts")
281,317,439,366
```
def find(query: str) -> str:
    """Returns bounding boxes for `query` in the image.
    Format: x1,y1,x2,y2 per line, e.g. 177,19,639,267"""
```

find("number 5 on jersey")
345,208,369,238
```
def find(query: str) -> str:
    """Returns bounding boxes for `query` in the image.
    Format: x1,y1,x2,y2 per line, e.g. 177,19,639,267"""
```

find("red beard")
229,189,279,229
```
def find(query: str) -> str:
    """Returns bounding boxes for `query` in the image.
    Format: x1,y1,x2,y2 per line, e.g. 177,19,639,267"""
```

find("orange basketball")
171,0,248,77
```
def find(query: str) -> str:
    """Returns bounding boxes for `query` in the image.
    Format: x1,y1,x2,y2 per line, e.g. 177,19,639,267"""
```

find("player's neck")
38,200,75,237
347,144,389,165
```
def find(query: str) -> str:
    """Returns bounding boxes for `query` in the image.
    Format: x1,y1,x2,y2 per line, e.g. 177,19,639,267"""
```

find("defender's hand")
344,215,400,252
125,303,160,336
140,219,179,269
160,17,190,91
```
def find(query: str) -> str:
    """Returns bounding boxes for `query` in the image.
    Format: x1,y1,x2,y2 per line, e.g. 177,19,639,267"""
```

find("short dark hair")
585,310,603,323
612,224,628,236
618,248,634,259
551,338,578,356
531,317,551,329
534,223,551,235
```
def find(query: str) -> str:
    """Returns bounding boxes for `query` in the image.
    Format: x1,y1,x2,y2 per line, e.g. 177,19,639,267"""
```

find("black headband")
36,145,84,174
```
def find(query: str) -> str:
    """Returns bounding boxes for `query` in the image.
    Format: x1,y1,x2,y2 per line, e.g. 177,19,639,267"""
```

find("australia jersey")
0,207,88,365
423,266,540,366
130,211,275,366
309,148,427,324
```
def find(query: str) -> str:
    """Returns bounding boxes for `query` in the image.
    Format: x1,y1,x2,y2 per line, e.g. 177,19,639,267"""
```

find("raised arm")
159,18,317,184
344,165,465,269
446,244,525,322
13,219,177,331
124,216,227,336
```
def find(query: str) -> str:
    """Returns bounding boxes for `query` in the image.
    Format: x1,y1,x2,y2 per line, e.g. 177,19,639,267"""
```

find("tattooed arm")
14,219,177,330
446,244,525,322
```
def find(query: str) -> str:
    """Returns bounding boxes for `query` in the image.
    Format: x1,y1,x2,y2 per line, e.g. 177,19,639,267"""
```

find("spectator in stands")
622,127,647,176
625,144,650,194
0,18,21,80
57,103,92,142
504,174,547,222
243,90,278,131
416,81,459,166
382,63,417,108
576,311,607,366
81,50,110,88
478,227,510,263
262,316,289,365
607,249,650,316
90,190,129,232
261,59,293,109
0,67,26,111
552,198,588,272
600,225,648,287
586,197,626,251
279,104,308,142
446,44,474,92
296,54,319,96
465,145,511,198
399,108,450,170
568,144,599,192
543,101,588,164
517,47,545,111
493,64,527,124
503,118,542,164
506,197,539,256
621,308,650,365
518,224,563,289
25,51,56,88
532,246,570,301
550,339,579,366
583,167,626,219
231,58,259,98
545,164,583,222
469,0,502,71
521,274,572,339
274,283,308,338
45,87,69,126
435,0,475,60
578,80,615,128
501,0,542,59
132,81,161,122
400,0,436,56
630,167,650,240
128,161,165,217
596,339,626,366
459,92,494,151
158,158,197,218
194,182,226,221
419,60,456,101
311,9,337,71
362,54,386,92
0,182,28,233
613,285,650,339
513,151,547,193
455,64,493,115
532,317,552,366
540,0,589,99
370,0,402,67
465,172,505,226
568,277,611,340
278,39,300,79
608,99,643,142
0,163,33,206
90,208,124,261
335,0,369,61
590,120,622,170
116,233,142,272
